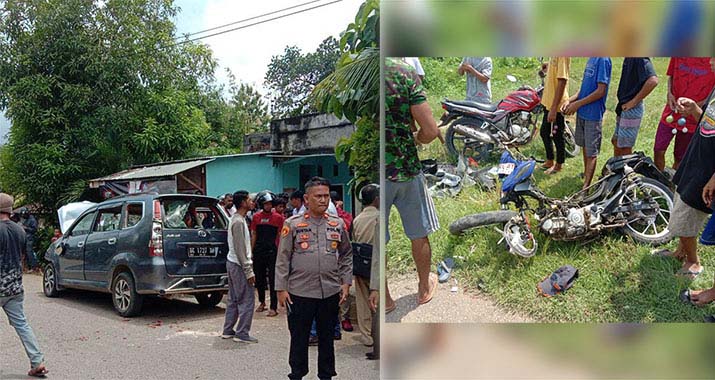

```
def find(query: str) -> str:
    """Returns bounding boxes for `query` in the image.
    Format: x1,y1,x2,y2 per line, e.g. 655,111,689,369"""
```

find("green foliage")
0,0,223,212
264,37,341,118
311,0,379,190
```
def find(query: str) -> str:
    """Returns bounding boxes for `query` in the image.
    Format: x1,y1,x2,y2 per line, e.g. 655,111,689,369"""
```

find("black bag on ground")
352,242,372,280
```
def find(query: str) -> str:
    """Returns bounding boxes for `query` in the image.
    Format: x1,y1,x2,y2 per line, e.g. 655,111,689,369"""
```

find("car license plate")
187,246,219,257
497,163,515,175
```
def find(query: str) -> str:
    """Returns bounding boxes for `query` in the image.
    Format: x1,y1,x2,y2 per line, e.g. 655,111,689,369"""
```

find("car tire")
112,271,144,317
42,263,60,298
195,291,224,308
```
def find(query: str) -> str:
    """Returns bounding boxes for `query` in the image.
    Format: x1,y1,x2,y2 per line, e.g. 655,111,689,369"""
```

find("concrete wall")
271,113,354,155
205,155,281,197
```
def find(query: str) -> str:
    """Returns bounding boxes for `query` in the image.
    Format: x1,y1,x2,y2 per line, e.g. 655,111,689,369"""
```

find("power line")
172,0,343,46
176,0,323,40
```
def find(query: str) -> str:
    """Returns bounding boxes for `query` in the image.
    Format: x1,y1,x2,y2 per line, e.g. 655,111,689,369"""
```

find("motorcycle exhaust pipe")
452,124,496,144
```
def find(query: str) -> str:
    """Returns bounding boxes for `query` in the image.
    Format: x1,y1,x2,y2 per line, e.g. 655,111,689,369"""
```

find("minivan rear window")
161,198,227,230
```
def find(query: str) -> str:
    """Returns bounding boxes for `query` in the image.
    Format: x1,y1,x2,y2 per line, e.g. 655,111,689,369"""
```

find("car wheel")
112,271,144,317
42,263,60,298
194,291,224,308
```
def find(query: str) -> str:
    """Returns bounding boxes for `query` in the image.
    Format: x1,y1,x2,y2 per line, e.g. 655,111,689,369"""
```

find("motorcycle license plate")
497,163,515,175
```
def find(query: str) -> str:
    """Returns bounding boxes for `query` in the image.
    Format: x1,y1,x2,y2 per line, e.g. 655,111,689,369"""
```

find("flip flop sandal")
418,273,439,305
437,258,455,283
28,366,48,378
651,249,683,259
385,303,397,314
544,167,561,175
676,267,704,280
255,304,266,312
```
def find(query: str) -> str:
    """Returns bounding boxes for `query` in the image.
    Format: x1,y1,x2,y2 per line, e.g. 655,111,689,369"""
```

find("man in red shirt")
250,191,285,317
654,57,715,171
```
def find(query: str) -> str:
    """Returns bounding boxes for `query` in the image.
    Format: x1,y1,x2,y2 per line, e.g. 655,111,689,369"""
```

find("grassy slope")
387,57,715,322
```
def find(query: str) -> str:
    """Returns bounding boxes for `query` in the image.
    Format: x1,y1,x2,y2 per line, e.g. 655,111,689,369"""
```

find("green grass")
387,57,715,322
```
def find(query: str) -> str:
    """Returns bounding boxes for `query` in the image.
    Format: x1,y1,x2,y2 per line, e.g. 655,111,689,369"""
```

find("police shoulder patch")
281,225,290,237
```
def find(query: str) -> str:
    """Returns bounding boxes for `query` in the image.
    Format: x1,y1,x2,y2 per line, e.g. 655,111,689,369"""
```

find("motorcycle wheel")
449,210,518,235
564,120,580,157
619,177,674,245
503,219,538,258
445,123,493,163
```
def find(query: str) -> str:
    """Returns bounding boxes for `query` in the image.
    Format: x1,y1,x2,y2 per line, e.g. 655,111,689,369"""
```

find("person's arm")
676,97,704,121
666,76,676,111
250,216,257,251
275,221,293,306
461,64,490,83
622,76,658,111
233,221,255,283
564,83,607,115
703,172,715,208
337,222,353,305
411,102,440,144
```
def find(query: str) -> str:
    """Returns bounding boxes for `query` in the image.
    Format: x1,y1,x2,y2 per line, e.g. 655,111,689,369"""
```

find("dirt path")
386,274,532,323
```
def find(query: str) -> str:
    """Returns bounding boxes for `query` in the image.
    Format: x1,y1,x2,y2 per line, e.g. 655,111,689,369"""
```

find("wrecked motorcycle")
449,151,674,257
440,74,579,161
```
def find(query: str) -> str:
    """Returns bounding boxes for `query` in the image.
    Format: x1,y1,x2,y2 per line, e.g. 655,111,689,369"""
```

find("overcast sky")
0,0,362,144
173,0,362,94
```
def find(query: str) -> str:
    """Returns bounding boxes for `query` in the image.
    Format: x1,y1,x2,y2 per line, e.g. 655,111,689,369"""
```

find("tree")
311,0,379,191
264,37,341,118
0,0,217,211
196,73,270,156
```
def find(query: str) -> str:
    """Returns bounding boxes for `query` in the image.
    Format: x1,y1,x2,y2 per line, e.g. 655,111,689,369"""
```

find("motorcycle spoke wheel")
622,180,673,241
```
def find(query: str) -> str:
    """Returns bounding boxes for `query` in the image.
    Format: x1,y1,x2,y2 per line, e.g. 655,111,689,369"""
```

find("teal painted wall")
205,155,282,197
205,155,353,213
280,156,353,212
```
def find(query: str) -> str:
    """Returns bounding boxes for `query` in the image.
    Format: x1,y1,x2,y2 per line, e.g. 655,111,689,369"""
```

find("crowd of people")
386,56,715,315
219,177,381,379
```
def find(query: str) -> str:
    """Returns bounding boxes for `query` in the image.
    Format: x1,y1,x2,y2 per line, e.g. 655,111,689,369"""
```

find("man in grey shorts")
611,58,658,157
385,58,441,309
562,57,611,189
653,85,715,290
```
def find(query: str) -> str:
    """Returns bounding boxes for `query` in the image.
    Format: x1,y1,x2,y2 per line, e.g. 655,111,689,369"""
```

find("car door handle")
107,238,117,245
77,242,84,248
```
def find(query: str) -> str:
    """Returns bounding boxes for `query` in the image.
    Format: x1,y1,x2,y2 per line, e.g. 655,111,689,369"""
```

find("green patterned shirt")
385,58,426,182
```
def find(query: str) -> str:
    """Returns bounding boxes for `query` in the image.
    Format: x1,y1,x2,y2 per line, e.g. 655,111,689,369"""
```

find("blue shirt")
577,57,612,121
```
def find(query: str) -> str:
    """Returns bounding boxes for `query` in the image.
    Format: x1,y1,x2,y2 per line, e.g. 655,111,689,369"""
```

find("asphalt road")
0,274,379,380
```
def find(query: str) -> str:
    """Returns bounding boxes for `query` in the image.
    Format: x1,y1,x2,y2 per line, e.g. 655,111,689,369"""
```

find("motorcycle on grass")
449,150,674,257
440,73,579,162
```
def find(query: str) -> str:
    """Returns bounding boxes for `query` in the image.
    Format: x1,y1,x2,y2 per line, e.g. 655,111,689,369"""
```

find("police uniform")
275,212,352,380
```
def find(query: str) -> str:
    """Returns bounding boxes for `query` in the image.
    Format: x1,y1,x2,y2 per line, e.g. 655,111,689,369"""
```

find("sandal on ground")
28,365,48,378
255,304,266,312
676,267,704,280
418,273,438,305
544,166,561,175
266,310,278,317
681,289,715,306
651,249,684,260
437,257,455,283
540,163,553,170
385,302,397,314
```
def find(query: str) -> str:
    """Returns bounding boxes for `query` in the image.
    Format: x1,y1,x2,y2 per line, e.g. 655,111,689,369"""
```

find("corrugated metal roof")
90,158,214,183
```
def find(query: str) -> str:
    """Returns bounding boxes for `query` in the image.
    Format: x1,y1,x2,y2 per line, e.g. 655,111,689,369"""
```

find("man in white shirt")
221,190,257,343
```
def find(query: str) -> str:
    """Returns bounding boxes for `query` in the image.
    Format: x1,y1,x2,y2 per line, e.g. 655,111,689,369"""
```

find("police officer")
275,177,352,380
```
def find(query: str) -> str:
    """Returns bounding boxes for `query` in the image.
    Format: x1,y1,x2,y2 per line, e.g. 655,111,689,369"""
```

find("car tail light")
149,200,163,257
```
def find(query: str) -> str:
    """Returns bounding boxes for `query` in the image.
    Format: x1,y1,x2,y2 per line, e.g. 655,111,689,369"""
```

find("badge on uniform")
328,221,339,227
300,242,310,250
300,234,310,240
297,222,308,227
331,241,338,249
330,233,340,240
281,225,290,237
